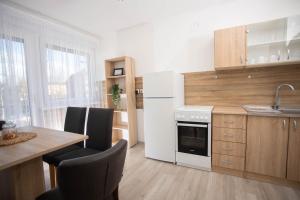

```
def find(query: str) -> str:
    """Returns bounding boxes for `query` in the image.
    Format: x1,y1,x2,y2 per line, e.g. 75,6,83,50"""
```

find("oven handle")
177,123,208,128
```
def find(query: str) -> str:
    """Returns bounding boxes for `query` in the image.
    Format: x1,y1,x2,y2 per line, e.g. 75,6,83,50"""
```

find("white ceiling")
3,0,229,37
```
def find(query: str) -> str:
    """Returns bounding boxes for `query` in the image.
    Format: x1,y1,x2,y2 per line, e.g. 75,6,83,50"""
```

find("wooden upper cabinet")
246,116,289,178
214,26,247,70
287,118,300,182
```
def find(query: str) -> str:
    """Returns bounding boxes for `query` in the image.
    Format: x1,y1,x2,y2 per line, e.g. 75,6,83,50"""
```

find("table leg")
0,157,45,200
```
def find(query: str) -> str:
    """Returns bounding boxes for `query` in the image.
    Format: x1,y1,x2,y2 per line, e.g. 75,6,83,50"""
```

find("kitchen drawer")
213,114,246,129
213,127,246,143
212,154,245,171
213,141,245,157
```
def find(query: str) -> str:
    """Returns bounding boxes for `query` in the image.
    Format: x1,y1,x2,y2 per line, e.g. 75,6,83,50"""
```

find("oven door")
177,121,211,156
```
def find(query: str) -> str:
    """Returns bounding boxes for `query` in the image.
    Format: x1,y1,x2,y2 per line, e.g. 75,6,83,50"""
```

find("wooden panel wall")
102,65,300,108
184,65,300,106
135,77,143,109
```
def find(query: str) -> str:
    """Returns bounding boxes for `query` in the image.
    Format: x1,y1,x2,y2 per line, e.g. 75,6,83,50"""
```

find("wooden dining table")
0,126,88,200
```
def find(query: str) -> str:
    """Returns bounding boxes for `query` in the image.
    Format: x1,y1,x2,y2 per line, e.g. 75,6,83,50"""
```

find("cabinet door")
214,26,247,69
287,118,300,182
246,116,289,178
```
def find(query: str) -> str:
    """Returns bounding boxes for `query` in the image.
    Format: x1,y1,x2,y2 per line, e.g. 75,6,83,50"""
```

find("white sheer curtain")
0,13,32,127
38,36,100,130
0,3,101,129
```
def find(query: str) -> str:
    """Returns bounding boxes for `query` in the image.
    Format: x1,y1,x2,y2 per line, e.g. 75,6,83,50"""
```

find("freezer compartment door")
143,71,176,98
144,98,176,162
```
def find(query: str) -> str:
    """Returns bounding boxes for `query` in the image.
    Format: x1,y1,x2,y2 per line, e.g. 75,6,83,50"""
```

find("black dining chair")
49,108,114,167
36,139,127,200
43,107,87,188
0,120,5,130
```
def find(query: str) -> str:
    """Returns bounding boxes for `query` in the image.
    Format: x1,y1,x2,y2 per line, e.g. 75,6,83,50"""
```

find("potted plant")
111,84,121,109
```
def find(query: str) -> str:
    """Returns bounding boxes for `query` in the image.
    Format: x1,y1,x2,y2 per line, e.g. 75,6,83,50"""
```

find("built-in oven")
175,106,213,170
176,121,211,157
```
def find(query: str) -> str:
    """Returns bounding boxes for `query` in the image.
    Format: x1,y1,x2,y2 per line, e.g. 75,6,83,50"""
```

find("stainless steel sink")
242,105,281,113
279,108,300,114
243,105,300,115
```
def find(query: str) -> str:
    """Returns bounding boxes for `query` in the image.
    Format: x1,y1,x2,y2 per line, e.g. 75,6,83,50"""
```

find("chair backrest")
57,139,128,200
86,108,114,151
0,120,5,131
64,107,87,147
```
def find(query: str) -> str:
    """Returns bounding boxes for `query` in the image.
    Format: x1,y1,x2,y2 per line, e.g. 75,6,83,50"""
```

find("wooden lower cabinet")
287,117,300,182
213,154,244,170
212,113,247,172
213,141,245,157
246,116,289,178
213,114,246,129
213,127,246,143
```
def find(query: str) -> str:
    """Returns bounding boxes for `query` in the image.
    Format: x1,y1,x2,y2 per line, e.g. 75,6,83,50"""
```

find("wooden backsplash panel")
184,65,300,106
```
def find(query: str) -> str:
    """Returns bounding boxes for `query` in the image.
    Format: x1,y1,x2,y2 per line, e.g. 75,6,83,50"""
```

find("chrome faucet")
273,84,295,110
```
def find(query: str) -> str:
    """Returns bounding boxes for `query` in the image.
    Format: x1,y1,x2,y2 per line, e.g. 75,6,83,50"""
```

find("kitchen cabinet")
214,15,300,70
213,114,246,129
212,154,245,171
246,116,289,178
213,141,245,157
214,26,247,70
247,15,300,67
287,118,300,182
213,127,246,143
212,113,247,171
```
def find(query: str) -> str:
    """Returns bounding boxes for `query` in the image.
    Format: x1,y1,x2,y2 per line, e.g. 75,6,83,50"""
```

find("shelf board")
107,75,126,79
248,38,300,47
246,60,300,68
105,56,127,62
106,93,127,98
113,124,128,131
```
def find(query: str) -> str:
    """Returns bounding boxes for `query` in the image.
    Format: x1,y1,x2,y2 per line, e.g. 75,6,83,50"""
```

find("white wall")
114,0,300,76
104,0,300,141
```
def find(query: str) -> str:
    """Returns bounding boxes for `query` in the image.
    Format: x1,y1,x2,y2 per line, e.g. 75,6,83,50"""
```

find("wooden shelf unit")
105,56,137,147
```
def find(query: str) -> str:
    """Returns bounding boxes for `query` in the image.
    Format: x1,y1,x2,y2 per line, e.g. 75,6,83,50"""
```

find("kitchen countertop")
213,106,300,117
213,106,247,115
245,109,300,118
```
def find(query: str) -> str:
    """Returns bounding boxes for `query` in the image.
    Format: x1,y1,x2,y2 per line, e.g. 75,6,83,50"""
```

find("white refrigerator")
143,71,184,163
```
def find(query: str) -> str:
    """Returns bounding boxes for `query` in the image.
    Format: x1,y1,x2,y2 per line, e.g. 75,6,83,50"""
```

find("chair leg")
113,186,119,200
49,164,56,188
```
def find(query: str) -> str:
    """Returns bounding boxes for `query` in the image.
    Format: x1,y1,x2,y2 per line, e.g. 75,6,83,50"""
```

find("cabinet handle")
223,134,233,138
283,120,286,128
224,121,234,124
294,120,297,129
222,147,233,151
240,55,243,64
221,159,232,165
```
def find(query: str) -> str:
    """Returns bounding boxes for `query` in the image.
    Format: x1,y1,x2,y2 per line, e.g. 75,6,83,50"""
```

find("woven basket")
0,132,37,146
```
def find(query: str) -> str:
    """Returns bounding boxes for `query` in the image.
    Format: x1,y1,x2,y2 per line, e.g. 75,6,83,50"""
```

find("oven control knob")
195,116,199,119
191,116,195,119
200,116,203,119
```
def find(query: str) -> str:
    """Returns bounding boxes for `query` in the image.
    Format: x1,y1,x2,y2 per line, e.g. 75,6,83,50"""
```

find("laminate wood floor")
44,143,300,200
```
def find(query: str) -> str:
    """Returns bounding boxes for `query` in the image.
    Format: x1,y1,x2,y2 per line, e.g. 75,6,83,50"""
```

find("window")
0,36,31,126
41,44,99,130
44,45,91,107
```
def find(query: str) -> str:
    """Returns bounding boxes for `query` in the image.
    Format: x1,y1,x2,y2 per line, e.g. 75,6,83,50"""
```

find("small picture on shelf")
113,68,124,76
